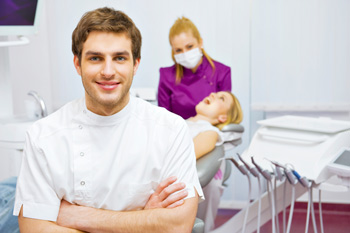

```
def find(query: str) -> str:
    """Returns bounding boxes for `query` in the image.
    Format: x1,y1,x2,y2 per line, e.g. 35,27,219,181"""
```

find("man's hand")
144,176,188,209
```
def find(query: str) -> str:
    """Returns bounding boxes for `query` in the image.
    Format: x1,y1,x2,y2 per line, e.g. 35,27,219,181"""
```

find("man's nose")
101,60,115,77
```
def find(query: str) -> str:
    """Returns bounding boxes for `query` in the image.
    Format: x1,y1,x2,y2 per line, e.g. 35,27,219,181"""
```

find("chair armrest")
191,218,205,233
196,145,225,187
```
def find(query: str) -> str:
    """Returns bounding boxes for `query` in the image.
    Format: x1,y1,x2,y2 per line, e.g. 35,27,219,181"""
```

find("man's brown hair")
72,7,142,64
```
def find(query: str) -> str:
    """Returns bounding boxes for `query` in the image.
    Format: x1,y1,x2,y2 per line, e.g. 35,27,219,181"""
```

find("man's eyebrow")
84,50,130,56
85,51,103,56
112,50,130,56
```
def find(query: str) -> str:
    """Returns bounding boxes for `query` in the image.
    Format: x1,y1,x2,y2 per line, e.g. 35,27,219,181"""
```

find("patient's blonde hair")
215,92,243,130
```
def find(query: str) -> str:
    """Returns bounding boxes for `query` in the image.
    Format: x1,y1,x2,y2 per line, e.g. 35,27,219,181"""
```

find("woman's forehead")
171,31,197,43
220,92,234,105
217,91,230,97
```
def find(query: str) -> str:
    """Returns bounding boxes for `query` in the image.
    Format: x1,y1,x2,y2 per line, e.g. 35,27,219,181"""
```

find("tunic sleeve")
161,118,204,201
13,131,60,221
157,68,172,112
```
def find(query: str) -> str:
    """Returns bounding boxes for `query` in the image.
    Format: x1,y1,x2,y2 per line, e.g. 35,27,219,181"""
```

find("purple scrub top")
158,56,232,119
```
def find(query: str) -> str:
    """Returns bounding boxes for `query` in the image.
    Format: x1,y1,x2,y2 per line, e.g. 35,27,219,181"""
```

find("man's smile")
96,81,120,91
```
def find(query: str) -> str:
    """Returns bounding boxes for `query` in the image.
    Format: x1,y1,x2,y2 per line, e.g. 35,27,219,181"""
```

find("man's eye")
90,57,100,61
116,57,126,61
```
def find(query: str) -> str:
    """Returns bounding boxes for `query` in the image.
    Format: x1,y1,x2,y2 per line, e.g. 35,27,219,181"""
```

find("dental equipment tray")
257,115,350,134
327,148,350,177
247,115,350,183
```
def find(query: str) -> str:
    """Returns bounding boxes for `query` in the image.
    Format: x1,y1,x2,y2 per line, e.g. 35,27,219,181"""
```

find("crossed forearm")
57,197,198,233
19,177,196,233
18,206,85,233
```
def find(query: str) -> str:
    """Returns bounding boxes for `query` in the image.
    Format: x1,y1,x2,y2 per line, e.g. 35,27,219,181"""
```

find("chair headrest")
221,124,244,133
221,124,244,150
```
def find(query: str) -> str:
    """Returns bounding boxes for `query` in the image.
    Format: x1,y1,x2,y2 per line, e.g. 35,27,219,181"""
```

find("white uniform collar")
81,95,133,126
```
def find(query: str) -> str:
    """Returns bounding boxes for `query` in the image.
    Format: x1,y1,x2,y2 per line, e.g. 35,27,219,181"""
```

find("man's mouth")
96,81,120,90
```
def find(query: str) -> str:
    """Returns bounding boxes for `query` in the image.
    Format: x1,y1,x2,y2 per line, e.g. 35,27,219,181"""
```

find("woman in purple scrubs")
157,16,232,119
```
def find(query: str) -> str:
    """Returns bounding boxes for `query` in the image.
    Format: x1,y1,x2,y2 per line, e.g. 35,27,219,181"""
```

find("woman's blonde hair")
215,92,243,130
169,16,215,83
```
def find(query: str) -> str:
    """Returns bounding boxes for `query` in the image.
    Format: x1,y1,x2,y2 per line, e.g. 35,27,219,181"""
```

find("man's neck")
85,95,130,116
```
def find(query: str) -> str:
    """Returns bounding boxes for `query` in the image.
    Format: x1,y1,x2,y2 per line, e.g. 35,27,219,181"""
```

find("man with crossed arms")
14,7,203,233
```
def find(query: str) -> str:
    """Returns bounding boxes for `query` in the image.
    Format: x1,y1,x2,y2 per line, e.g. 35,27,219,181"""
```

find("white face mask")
174,48,203,69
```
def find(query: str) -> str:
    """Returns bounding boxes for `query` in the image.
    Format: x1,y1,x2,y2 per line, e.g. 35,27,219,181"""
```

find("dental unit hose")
277,165,297,233
273,175,280,233
269,161,287,233
319,189,324,233
224,157,251,233
251,157,276,233
238,154,261,233
288,169,318,233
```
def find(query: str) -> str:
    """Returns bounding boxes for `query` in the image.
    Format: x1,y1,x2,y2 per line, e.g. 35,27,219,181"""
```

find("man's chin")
100,94,129,107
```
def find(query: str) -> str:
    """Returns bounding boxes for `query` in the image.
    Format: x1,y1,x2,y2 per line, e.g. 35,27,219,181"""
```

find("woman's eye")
219,97,225,101
187,45,193,49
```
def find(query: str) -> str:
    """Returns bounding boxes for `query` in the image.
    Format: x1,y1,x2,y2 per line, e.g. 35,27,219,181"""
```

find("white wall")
251,0,350,108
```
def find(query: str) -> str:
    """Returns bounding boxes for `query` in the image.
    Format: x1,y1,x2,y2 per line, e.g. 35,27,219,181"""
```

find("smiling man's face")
74,31,140,116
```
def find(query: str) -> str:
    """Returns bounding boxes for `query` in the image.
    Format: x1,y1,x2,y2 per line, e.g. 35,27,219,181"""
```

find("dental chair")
192,124,244,233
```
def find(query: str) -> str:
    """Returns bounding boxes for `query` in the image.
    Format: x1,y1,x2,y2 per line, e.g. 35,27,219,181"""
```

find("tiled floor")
214,202,350,233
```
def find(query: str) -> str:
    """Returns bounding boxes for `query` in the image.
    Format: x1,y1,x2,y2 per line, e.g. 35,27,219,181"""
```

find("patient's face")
196,92,233,120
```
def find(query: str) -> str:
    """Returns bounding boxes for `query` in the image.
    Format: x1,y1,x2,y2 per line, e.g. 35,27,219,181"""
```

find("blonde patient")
187,91,243,159
186,91,243,233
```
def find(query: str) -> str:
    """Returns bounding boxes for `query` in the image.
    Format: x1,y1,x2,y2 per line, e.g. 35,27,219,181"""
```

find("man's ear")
218,114,228,123
133,58,141,75
73,55,82,76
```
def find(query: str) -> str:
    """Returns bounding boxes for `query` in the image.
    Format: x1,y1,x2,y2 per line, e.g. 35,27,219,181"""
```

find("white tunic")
14,96,203,221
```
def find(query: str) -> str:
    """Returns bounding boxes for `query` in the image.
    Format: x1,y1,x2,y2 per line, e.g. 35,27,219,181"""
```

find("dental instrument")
238,154,262,233
271,161,319,233
271,166,281,233
251,157,277,233
287,168,318,233
270,160,318,233
268,160,288,233
270,162,297,233
223,156,251,233
251,157,273,181
265,159,287,233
